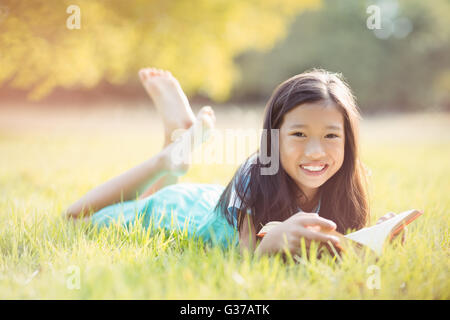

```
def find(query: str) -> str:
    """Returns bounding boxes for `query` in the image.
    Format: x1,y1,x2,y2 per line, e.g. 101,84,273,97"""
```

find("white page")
344,209,419,255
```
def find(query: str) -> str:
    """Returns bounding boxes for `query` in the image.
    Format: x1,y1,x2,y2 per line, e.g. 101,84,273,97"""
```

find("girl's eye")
292,132,306,137
291,132,340,138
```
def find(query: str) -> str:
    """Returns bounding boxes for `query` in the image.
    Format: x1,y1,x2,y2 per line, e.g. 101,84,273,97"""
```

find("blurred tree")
233,0,450,112
0,0,320,101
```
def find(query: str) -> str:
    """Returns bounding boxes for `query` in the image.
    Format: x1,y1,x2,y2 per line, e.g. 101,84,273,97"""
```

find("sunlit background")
0,0,448,299
0,0,448,111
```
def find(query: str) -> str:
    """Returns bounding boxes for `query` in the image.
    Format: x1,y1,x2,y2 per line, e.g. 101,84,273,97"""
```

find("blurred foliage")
0,0,320,101
0,0,448,111
233,0,450,112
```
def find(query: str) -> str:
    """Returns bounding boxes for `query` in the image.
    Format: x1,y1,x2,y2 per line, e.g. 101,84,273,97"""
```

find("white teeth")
302,165,325,172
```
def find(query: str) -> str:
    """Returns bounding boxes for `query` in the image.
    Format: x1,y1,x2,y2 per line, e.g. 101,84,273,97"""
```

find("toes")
201,106,216,123
193,107,215,132
145,68,153,78
144,68,156,76
144,68,172,77
139,68,168,81
138,69,147,81
198,105,214,117
204,105,214,114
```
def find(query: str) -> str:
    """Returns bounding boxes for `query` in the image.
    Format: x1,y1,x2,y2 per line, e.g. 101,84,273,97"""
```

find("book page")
344,209,422,255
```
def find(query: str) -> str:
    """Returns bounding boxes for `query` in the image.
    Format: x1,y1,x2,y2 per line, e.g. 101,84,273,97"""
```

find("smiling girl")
65,68,395,257
217,69,371,256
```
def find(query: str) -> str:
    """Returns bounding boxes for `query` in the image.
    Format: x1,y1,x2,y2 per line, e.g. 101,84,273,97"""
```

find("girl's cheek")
281,141,303,157
326,141,344,155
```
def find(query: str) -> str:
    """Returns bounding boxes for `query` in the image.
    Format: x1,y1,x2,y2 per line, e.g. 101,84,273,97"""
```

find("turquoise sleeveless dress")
91,154,258,249
91,183,239,249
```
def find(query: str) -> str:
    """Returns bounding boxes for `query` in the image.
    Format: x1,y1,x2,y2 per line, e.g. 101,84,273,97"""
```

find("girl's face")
279,101,345,201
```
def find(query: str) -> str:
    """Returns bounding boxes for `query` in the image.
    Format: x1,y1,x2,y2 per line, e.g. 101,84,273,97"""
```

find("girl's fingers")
295,227,340,245
292,211,318,219
298,216,337,230
306,225,321,232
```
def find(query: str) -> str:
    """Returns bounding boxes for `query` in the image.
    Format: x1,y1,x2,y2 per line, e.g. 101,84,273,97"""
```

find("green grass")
0,107,449,299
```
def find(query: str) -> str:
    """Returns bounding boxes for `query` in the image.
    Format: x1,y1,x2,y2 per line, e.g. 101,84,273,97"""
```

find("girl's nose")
305,139,326,158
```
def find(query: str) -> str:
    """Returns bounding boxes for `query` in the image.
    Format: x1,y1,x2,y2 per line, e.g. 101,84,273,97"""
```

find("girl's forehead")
282,102,344,128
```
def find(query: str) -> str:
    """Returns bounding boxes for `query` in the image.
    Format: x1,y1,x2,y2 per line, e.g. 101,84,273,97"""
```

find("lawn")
0,104,449,299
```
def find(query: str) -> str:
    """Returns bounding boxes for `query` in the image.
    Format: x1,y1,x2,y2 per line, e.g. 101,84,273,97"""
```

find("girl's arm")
245,213,340,257
238,213,294,257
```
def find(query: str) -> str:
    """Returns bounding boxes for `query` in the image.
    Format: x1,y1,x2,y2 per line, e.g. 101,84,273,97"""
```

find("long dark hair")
215,69,370,235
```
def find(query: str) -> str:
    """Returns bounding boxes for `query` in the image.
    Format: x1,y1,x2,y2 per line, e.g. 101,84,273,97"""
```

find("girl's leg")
137,138,182,199
64,68,216,219
65,106,215,219
65,151,166,219
139,68,220,198
140,68,197,143
137,68,198,198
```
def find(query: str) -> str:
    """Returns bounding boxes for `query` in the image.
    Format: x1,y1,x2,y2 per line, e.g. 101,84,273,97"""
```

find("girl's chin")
296,179,326,190
299,182,324,190
296,176,327,189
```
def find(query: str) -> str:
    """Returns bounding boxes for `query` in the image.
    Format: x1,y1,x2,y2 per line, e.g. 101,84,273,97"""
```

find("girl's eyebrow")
290,124,343,130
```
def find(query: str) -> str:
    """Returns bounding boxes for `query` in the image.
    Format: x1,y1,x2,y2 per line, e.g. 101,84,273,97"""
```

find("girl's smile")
279,101,345,202
299,163,329,175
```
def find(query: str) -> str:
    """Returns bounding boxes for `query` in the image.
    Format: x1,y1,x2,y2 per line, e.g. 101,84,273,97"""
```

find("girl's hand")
255,212,340,257
376,212,407,244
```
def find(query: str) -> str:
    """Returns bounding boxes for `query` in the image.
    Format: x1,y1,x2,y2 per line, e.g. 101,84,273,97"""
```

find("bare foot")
160,106,216,176
139,68,196,141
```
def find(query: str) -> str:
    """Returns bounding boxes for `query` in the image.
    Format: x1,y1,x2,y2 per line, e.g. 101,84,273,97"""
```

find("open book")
256,209,423,256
